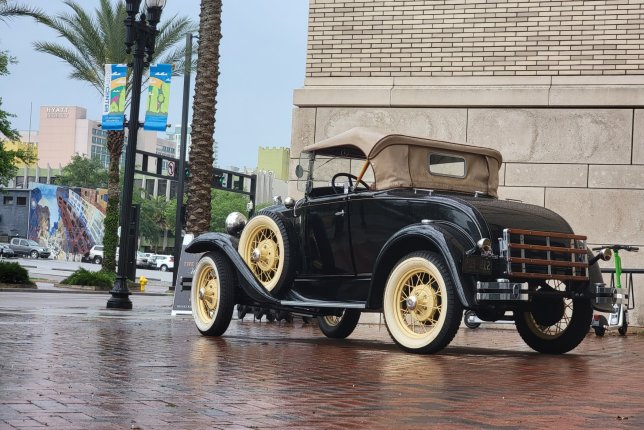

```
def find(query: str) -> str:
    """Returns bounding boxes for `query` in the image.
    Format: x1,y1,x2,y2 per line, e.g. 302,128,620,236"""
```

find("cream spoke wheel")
238,212,292,294
383,251,462,354
191,253,235,337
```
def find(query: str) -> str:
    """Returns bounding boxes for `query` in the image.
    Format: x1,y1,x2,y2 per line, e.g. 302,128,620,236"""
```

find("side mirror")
295,164,304,178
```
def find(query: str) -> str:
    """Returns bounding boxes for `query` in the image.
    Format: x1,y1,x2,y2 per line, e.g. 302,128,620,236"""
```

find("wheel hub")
199,279,218,312
253,239,278,272
408,284,437,322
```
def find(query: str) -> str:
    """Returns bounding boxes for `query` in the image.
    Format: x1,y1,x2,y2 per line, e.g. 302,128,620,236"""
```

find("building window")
3,196,13,205
38,177,48,184
27,176,35,185
16,196,27,206
15,177,24,188
145,179,155,196
158,180,167,197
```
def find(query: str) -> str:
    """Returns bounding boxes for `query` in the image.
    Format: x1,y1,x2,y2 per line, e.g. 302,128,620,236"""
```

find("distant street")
8,257,173,286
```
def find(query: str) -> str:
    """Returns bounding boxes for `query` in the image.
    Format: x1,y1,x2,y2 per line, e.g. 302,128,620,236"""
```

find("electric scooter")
590,245,638,337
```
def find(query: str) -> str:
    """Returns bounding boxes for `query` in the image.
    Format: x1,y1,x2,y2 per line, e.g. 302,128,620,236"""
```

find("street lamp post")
107,0,167,310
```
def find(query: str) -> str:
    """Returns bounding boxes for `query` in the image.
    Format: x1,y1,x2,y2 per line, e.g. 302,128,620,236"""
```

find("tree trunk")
102,129,124,272
186,0,222,235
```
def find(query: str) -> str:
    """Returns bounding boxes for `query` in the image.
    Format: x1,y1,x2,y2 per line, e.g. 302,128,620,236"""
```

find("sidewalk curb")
0,286,172,297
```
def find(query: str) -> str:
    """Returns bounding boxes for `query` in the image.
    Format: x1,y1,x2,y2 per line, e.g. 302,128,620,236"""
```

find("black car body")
184,128,620,354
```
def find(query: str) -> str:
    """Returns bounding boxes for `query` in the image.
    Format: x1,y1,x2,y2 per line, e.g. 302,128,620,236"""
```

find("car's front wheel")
191,252,235,336
93,256,102,265
30,250,39,259
318,309,361,339
383,251,462,354
514,280,592,354
160,264,168,272
238,211,294,295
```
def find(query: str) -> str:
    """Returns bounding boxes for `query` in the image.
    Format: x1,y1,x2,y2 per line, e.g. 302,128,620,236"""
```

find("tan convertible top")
302,127,503,197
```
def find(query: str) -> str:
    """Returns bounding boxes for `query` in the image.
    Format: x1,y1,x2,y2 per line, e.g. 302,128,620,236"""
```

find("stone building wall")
291,0,644,325
308,0,644,77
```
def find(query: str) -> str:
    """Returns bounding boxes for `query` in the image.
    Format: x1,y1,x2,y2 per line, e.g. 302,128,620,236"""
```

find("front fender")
368,222,476,309
186,232,281,306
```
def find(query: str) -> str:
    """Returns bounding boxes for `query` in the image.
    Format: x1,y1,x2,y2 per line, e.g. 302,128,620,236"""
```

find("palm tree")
186,0,222,235
0,0,41,22
30,0,196,271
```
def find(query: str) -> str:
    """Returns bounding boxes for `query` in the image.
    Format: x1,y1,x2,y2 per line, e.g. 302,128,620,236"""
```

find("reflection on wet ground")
0,292,642,429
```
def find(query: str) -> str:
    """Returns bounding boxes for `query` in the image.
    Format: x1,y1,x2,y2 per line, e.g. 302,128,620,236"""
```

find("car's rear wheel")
160,264,168,272
93,256,102,265
383,251,462,354
238,211,293,295
514,280,592,354
30,250,39,259
318,309,361,339
191,252,235,336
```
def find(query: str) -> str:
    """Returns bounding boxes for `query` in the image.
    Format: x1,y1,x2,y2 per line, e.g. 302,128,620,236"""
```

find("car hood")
458,196,574,242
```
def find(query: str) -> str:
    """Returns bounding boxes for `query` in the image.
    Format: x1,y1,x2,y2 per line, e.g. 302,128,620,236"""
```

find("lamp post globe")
146,0,167,7
107,0,166,310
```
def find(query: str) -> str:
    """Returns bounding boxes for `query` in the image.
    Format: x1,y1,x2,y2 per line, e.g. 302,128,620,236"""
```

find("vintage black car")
185,128,620,354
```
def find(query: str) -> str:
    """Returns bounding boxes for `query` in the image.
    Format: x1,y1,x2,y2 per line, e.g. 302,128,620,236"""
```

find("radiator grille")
502,228,589,281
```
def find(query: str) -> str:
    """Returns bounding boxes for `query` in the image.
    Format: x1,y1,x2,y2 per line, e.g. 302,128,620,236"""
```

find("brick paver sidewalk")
1,291,642,429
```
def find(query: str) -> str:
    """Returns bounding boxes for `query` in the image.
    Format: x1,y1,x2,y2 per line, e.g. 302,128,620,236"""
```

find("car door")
295,194,355,301
19,239,30,254
301,194,353,276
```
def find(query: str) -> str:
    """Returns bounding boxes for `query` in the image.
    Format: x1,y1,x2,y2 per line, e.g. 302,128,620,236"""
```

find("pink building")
35,105,167,169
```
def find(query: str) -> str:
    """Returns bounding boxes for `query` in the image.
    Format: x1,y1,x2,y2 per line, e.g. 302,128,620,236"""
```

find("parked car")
84,245,104,264
0,243,16,259
183,128,619,355
136,252,153,268
9,237,50,259
149,254,174,272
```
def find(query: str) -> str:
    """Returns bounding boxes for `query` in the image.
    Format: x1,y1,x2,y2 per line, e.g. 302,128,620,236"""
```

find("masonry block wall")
308,0,644,77
291,0,644,324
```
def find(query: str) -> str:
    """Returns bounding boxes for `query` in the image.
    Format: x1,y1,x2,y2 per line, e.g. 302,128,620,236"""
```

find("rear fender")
186,233,281,306
368,222,476,309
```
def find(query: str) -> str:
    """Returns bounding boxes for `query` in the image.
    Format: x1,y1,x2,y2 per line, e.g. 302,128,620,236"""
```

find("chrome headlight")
225,212,247,236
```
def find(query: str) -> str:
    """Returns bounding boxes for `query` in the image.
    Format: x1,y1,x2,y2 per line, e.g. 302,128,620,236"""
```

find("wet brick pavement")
1,291,643,429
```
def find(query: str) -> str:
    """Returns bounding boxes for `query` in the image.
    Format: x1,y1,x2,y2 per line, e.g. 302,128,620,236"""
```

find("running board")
279,300,366,309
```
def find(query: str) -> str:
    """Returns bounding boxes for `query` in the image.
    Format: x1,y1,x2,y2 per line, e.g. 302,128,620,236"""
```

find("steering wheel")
331,173,369,194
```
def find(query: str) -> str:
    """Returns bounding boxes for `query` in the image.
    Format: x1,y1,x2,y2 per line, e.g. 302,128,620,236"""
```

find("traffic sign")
167,161,175,177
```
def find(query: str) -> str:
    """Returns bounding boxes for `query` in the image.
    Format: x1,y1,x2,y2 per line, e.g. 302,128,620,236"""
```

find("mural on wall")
29,184,106,260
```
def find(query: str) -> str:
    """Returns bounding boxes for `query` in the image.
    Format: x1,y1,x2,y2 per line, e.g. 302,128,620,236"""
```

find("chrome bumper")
476,280,529,302
593,283,628,306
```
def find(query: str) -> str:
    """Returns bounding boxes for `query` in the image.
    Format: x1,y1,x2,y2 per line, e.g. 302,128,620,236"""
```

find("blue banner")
101,64,127,131
144,64,172,131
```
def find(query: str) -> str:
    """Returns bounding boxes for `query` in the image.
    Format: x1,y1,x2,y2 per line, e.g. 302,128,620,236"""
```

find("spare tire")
238,210,295,295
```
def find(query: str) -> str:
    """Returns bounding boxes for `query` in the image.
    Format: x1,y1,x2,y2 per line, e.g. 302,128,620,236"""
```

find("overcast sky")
0,0,308,169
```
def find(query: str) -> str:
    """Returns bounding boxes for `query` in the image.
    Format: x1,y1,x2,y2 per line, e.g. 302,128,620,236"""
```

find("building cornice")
294,76,644,108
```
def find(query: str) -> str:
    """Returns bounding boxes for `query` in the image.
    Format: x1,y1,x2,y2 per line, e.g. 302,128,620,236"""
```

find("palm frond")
0,1,45,23
30,0,195,104
33,41,103,93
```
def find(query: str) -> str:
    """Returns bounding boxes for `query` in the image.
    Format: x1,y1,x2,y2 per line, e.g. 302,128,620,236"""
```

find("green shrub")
0,261,33,284
61,268,115,289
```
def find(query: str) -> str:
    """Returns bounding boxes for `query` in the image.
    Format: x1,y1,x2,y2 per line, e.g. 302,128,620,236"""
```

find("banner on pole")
144,63,172,131
101,64,127,131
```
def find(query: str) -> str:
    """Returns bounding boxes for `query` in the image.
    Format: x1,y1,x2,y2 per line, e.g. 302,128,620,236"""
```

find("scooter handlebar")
592,245,639,252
